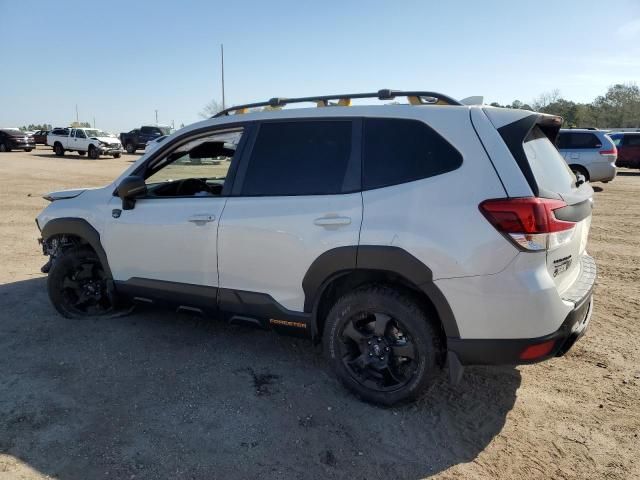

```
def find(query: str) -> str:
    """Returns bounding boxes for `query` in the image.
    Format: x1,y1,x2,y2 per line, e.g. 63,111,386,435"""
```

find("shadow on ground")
0,278,521,480
616,170,640,176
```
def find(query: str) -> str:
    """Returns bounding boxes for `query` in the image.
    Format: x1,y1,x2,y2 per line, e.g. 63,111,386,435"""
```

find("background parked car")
0,128,36,152
120,125,171,154
608,132,640,169
33,130,49,144
556,129,617,183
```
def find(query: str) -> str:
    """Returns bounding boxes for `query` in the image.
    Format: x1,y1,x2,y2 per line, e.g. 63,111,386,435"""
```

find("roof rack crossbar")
213,89,462,117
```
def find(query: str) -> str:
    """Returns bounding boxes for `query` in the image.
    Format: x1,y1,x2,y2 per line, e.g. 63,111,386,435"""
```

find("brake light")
599,148,617,156
479,197,576,251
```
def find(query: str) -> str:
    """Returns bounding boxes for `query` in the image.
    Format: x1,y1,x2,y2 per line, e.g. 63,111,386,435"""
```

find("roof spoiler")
460,96,484,105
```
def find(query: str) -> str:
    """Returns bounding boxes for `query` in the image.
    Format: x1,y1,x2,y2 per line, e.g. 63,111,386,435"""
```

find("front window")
75,130,87,139
144,129,243,197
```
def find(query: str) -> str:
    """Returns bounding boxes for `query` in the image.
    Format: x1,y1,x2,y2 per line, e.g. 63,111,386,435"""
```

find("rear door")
622,134,640,165
521,125,593,293
218,119,362,313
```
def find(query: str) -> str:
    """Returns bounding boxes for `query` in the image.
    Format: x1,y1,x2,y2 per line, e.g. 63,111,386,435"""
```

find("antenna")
221,44,226,110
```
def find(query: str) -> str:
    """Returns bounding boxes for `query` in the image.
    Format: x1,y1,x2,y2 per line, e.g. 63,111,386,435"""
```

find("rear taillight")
479,197,576,251
599,148,617,156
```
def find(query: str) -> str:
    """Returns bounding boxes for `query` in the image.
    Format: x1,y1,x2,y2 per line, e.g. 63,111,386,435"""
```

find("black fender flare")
40,217,113,278
303,245,460,338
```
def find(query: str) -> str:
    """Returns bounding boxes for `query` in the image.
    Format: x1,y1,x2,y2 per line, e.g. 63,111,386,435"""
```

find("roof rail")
213,89,462,117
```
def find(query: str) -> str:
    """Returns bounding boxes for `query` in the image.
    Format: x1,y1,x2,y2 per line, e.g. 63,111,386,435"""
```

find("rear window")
362,118,462,190
557,132,601,149
524,126,575,194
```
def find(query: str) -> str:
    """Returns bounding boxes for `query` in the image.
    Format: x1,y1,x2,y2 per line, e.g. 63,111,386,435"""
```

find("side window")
240,121,353,196
556,133,570,149
624,135,640,146
141,126,153,135
75,129,86,139
565,133,601,149
609,135,622,147
144,128,244,198
362,118,462,190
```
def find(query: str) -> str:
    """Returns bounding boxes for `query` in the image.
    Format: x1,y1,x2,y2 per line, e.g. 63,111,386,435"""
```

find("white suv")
35,90,596,405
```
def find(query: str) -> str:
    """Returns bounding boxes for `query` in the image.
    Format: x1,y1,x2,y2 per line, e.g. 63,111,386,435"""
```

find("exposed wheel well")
314,269,448,349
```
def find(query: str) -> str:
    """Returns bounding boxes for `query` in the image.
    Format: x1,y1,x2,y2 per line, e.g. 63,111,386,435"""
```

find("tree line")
490,83,640,128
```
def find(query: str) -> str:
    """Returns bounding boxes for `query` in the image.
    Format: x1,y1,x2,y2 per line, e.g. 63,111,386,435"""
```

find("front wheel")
24,148,33,152
47,246,114,318
125,143,136,154
113,153,121,158
88,146,99,159
323,285,440,406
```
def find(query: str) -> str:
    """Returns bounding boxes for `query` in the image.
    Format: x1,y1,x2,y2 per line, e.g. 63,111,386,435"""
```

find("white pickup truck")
47,127,123,159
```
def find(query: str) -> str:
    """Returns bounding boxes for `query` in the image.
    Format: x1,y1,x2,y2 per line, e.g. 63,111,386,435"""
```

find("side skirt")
114,278,312,336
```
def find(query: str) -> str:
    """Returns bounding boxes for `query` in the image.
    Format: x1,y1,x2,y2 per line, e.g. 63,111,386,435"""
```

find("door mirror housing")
117,175,147,210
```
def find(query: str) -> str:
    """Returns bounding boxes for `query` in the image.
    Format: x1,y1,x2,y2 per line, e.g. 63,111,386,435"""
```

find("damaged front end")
38,235,80,273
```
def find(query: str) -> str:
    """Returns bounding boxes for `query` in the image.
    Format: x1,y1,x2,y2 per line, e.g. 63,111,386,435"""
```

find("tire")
88,146,99,159
47,246,115,318
54,143,65,156
77,151,86,156
0,143,10,152
570,165,590,182
113,153,121,158
323,285,440,406
125,143,136,154
24,148,33,152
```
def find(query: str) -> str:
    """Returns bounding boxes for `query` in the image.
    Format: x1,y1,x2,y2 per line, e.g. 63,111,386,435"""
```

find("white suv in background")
35,90,596,405
556,128,617,183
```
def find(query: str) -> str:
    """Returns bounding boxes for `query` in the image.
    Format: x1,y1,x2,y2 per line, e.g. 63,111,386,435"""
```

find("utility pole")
93,116,96,128
75,104,79,123
155,109,158,124
221,43,225,110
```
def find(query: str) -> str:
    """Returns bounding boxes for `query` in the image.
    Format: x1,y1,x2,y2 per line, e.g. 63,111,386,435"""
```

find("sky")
1,0,640,133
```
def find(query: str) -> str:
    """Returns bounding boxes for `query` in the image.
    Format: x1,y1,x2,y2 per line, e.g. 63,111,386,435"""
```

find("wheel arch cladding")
303,245,460,338
41,217,113,278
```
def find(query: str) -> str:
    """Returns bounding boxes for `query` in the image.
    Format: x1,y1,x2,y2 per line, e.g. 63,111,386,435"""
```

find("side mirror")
117,175,147,210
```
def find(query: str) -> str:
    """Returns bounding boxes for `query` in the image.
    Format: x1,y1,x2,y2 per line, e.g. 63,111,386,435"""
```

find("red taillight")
599,148,617,156
479,197,576,251
519,339,556,360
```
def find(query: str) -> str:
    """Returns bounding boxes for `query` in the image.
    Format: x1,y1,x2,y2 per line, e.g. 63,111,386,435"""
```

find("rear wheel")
24,148,33,152
570,165,590,182
113,153,121,158
54,143,65,156
125,143,136,154
0,142,10,152
323,285,440,406
47,246,114,318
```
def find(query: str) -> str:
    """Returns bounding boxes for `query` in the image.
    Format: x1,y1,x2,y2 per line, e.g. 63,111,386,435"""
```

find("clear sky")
1,0,640,132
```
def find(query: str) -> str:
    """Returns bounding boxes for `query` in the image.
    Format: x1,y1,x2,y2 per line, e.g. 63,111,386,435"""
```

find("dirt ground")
0,147,638,479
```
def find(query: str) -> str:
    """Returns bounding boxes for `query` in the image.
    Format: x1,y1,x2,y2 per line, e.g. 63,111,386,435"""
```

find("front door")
73,129,89,151
218,119,362,314
102,127,247,292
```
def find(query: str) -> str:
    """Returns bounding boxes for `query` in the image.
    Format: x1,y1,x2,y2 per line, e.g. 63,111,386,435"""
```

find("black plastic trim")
553,198,593,223
115,278,218,314
497,114,540,196
40,218,112,278
303,245,460,337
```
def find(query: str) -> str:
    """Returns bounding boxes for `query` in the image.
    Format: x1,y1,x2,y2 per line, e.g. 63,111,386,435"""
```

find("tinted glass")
75,130,86,139
141,127,153,134
557,132,601,149
524,126,575,194
363,118,462,190
241,121,352,196
624,135,640,146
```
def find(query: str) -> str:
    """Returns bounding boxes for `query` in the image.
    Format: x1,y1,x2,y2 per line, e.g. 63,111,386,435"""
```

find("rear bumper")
448,255,596,365
588,161,617,182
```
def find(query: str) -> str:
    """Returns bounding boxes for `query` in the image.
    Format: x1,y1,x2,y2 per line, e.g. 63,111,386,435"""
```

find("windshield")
159,127,171,135
84,129,113,138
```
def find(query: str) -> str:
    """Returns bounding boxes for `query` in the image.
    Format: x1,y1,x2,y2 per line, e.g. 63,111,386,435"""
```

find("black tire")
0,142,10,152
323,285,440,406
77,151,86,156
24,148,33,152
54,143,65,156
113,153,121,158
88,146,99,159
47,246,114,318
570,165,590,182
125,143,136,154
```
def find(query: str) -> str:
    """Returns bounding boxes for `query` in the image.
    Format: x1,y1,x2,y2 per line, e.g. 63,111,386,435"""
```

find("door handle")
314,216,351,227
188,214,216,224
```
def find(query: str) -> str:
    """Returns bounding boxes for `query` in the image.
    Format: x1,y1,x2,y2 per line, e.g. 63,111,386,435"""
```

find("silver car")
557,129,617,183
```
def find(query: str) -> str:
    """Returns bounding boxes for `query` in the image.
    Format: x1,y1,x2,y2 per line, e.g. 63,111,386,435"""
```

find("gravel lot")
0,148,639,479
